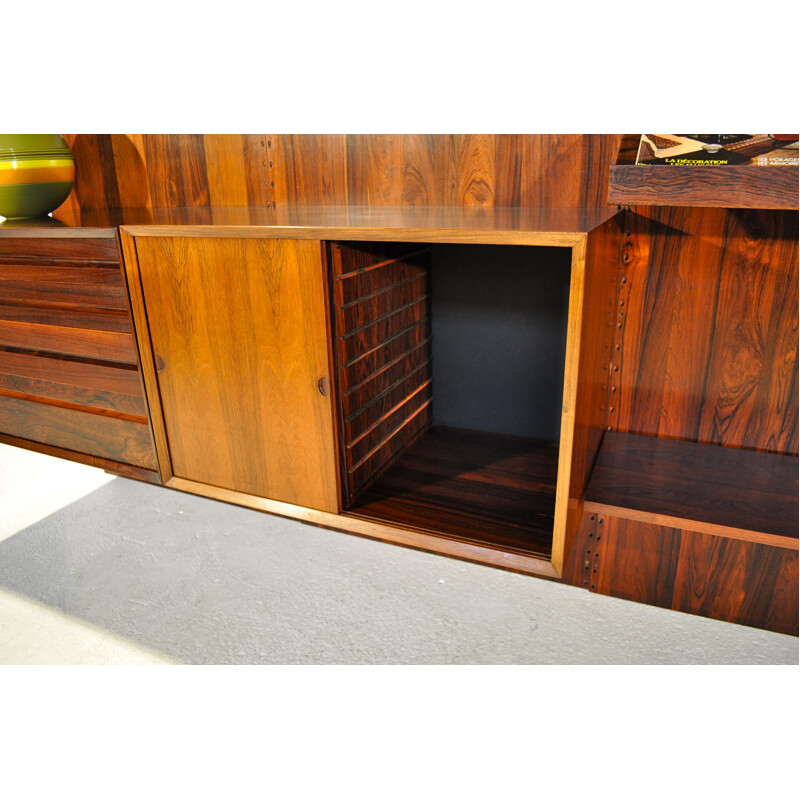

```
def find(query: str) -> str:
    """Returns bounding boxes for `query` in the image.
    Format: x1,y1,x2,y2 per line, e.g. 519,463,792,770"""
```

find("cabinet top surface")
0,205,620,245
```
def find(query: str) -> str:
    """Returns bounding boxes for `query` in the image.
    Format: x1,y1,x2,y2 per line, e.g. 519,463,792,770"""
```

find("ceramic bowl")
0,134,75,219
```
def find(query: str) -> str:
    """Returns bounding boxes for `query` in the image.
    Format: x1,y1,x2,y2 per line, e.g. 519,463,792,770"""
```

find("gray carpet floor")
0,475,796,664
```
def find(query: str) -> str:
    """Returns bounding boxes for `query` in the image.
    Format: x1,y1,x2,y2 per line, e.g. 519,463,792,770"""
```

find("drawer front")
0,349,147,417
0,235,127,309
0,394,157,469
0,236,120,262
0,263,129,310
0,318,138,362
0,234,139,365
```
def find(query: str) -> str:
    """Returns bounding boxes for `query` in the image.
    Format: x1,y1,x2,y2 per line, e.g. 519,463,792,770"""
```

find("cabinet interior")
329,240,573,559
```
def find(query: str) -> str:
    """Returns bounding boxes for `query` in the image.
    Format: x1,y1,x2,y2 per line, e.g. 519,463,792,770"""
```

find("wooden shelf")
584,432,798,549
608,164,798,210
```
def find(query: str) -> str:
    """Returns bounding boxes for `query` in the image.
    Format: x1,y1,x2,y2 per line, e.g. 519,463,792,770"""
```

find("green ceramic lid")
0,151,75,162
0,134,71,157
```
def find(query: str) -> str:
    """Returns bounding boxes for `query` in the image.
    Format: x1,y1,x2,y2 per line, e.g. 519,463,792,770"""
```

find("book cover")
635,134,799,166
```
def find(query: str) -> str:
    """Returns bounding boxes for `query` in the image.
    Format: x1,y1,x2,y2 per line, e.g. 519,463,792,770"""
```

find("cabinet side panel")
134,236,340,512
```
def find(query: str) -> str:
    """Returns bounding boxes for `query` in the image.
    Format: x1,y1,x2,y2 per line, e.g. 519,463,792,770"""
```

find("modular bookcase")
1,134,796,634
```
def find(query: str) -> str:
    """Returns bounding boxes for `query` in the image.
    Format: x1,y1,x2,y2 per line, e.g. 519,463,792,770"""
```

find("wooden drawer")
0,394,157,469
0,349,147,417
0,234,138,363
0,236,120,262
0,316,137,363
0,262,129,311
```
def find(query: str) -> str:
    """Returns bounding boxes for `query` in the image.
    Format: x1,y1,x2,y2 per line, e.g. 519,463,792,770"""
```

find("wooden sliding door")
132,236,340,513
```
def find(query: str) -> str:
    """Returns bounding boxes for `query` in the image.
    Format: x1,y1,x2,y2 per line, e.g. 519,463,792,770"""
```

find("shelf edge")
583,500,799,550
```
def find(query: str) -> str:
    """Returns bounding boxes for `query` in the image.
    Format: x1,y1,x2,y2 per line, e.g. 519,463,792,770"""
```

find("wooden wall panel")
269,135,349,207
265,134,621,209
60,135,272,213
59,134,620,213
615,207,798,455
696,210,798,453
142,134,211,208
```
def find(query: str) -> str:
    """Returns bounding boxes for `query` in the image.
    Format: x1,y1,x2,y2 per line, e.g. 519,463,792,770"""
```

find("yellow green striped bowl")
0,135,75,219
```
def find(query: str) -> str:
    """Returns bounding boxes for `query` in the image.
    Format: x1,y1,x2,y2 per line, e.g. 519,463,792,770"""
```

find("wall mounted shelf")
608,164,798,209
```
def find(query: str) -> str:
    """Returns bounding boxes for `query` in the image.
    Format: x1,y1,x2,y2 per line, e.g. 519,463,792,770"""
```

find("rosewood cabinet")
128,235,341,513
115,208,624,581
1,134,796,637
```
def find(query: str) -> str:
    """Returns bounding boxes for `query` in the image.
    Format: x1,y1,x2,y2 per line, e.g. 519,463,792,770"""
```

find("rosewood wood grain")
0,395,157,469
0,349,144,398
349,427,558,558
609,164,799,209
0,264,129,311
0,320,138,364
269,135,349,207
696,210,798,453
59,135,272,214
340,298,430,367
584,432,798,547
0,304,131,333
590,515,798,636
616,208,798,456
340,324,431,405
268,135,621,209
133,236,340,513
0,236,119,261
0,372,146,418
330,242,433,505
59,135,620,214
614,135,642,166
0,431,160,484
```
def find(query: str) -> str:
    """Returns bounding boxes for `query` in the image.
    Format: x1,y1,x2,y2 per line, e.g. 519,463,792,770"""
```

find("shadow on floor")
0,478,796,665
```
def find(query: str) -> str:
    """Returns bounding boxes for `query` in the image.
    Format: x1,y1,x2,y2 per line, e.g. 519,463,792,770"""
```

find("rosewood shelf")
608,164,799,210
584,432,799,549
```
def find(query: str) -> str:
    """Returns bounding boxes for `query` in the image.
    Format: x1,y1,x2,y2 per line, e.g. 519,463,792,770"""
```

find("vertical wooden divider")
117,228,174,484
553,216,624,576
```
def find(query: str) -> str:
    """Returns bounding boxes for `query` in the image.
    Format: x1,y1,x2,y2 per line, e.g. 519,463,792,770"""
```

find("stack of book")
635,135,798,166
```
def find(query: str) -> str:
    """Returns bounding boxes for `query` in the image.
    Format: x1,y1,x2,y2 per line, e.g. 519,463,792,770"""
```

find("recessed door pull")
155,354,166,373
318,376,329,396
